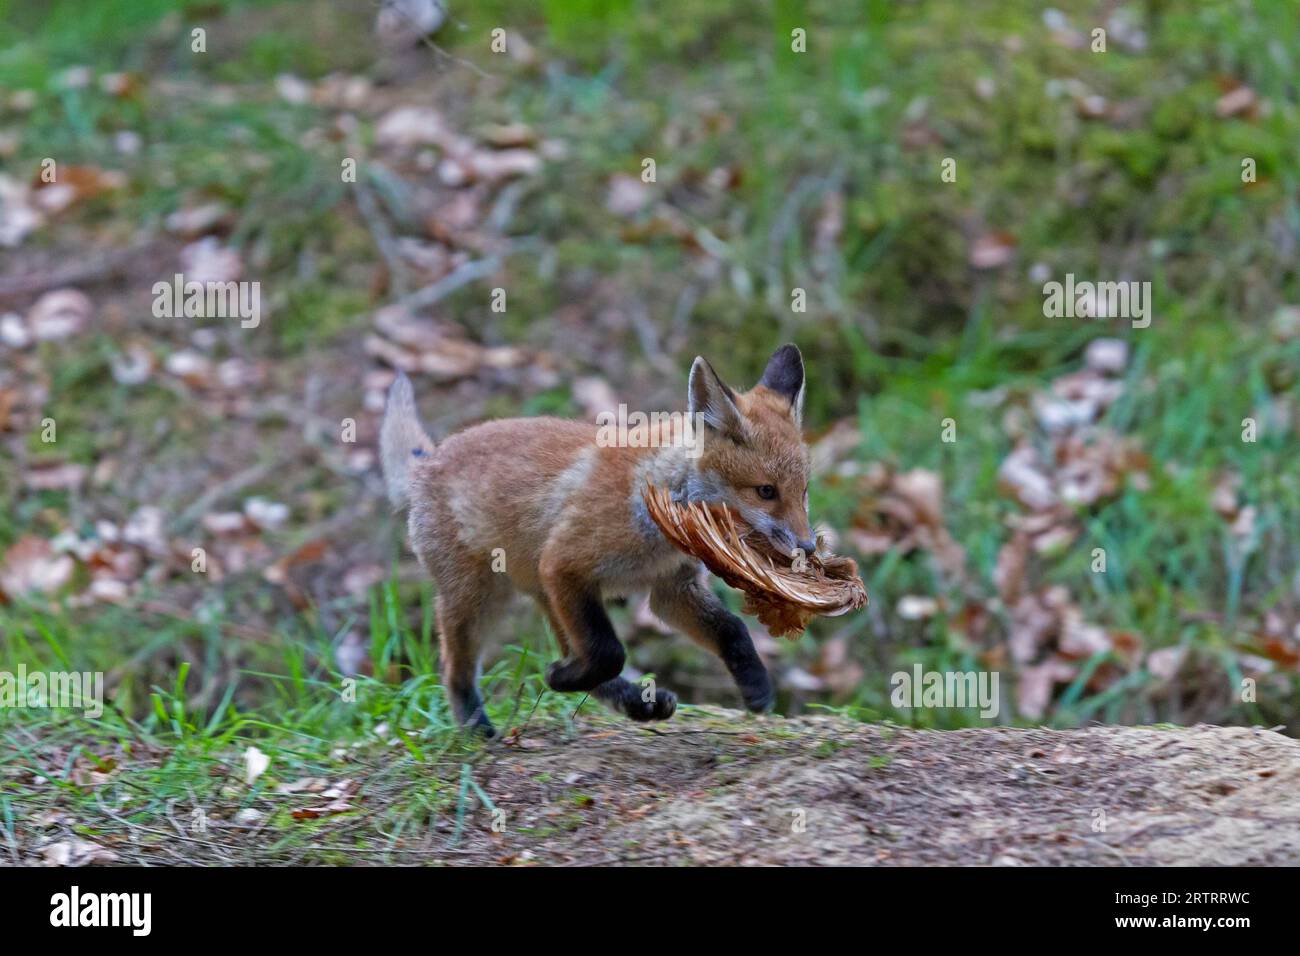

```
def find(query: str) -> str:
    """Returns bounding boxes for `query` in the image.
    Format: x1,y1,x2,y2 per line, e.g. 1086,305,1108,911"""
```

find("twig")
765,174,821,315
394,252,505,312
629,301,677,376
559,848,679,866
416,23,495,80
485,181,528,234
0,798,18,864
0,238,166,302
505,686,548,742
136,601,279,643
172,457,287,531
317,239,537,351
355,174,411,297
670,282,700,345
569,692,591,722
92,807,485,859
1081,836,1131,865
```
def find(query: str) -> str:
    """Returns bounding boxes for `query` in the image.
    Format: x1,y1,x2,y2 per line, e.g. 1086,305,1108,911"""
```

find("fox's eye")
756,484,778,501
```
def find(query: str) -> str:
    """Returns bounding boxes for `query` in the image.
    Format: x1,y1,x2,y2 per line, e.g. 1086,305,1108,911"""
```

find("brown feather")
642,484,868,637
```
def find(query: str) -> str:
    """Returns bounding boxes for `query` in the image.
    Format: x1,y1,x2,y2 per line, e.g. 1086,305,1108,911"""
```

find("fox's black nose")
775,528,817,557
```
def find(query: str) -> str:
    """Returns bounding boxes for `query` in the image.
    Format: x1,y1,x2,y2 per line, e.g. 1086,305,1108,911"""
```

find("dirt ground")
455,707,1300,866
23,706,1300,866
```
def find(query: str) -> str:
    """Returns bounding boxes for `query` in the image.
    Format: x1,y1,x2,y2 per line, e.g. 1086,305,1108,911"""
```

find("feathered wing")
642,484,867,637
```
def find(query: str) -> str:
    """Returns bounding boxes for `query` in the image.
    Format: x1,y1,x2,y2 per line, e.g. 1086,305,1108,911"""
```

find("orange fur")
380,344,813,733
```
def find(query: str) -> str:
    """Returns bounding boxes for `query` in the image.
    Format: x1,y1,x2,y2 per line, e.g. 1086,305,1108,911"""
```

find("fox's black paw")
467,713,497,738
626,686,677,721
723,647,775,714
592,676,676,721
452,691,497,737
739,672,776,714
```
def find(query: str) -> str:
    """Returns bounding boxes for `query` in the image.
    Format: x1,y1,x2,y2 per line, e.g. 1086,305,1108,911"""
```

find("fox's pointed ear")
758,343,805,425
688,356,744,438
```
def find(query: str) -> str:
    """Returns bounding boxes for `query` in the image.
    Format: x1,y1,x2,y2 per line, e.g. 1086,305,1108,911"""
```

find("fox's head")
684,343,816,558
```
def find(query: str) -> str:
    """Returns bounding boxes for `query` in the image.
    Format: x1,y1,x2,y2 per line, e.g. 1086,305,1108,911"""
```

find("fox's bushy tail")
380,372,435,510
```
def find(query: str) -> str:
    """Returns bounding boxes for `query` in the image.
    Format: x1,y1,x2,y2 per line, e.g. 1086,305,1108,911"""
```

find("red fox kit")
380,344,815,735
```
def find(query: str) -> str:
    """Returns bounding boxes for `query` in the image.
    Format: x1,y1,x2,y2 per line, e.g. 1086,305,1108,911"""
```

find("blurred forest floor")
1,0,1298,863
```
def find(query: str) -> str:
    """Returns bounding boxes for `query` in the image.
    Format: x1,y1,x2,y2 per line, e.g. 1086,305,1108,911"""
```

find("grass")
0,582,586,863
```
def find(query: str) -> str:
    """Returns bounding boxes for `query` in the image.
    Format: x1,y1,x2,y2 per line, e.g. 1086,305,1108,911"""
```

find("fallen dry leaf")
41,839,120,867
202,511,252,536
244,746,271,786
179,237,242,283
1016,657,1077,720
274,777,329,795
376,0,447,47
376,106,448,148
896,595,939,620
165,201,231,237
1,312,32,349
998,445,1058,511
1216,85,1258,119
571,376,618,421
969,231,1016,269
163,349,215,388
481,123,536,149
0,173,42,246
1084,337,1129,375
1149,647,1190,686
292,800,354,820
0,536,75,599
607,174,652,217
31,165,126,214
27,288,93,341
110,344,156,385
23,463,87,491
244,497,289,530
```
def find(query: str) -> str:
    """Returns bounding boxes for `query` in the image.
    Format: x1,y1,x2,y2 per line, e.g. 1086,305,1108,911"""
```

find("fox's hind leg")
650,566,774,713
429,560,509,736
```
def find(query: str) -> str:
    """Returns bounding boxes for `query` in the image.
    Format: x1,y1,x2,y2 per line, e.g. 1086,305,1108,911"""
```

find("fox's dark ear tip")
759,343,805,398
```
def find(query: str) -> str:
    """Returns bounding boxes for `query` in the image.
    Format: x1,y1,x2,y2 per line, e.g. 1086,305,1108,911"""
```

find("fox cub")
380,344,815,735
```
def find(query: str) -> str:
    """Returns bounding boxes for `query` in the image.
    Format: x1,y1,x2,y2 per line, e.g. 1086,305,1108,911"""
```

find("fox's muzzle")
743,510,815,557
771,526,817,557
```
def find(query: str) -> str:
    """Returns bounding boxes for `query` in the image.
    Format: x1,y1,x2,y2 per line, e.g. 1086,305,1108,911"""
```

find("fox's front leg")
650,566,775,713
538,567,627,693
592,676,677,721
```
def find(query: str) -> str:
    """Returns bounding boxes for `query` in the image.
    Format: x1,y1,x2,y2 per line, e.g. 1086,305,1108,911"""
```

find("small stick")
0,238,166,302
354,174,411,297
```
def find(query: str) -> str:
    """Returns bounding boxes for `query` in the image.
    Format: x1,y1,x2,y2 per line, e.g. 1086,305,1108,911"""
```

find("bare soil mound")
462,707,1300,866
